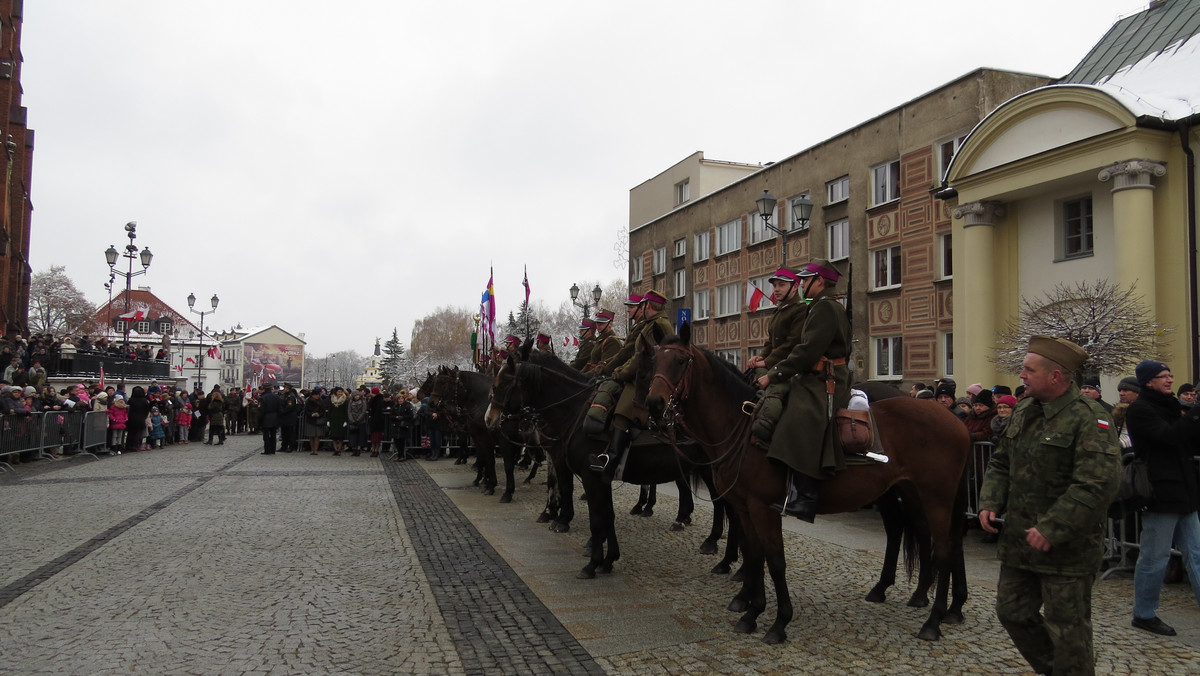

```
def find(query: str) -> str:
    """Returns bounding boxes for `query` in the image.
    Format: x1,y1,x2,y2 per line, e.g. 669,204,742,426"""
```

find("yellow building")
945,0,1199,388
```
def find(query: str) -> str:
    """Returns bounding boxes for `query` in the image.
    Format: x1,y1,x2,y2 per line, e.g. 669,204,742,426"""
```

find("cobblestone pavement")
3,441,1200,675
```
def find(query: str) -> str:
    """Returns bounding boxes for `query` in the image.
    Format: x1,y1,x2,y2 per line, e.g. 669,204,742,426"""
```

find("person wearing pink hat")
583,309,623,375
746,267,810,446
570,319,598,370
588,290,673,481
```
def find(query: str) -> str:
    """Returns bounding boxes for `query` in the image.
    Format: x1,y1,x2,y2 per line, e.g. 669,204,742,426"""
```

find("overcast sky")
22,1,1146,356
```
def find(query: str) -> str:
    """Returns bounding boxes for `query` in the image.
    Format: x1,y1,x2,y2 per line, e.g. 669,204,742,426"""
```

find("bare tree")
992,280,1170,377
28,266,97,336
410,305,475,370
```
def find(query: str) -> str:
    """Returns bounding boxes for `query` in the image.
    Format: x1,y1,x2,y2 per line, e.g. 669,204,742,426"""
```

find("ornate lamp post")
756,189,812,267
104,222,153,350
187,292,219,390
569,283,603,319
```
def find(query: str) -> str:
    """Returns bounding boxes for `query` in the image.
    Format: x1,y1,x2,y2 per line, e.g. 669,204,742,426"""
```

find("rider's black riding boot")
772,470,819,523
588,427,631,483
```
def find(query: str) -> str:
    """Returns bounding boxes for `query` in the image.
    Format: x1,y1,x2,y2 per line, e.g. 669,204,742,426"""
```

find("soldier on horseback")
569,319,597,371
746,267,810,446
756,259,851,522
584,309,622,373
587,290,674,482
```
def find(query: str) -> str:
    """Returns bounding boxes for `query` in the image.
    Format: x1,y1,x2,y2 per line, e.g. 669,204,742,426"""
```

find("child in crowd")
176,404,192,444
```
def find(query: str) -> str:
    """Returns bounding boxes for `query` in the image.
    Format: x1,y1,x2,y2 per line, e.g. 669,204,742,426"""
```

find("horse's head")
645,322,693,419
428,366,458,407
484,353,521,430
415,370,436,400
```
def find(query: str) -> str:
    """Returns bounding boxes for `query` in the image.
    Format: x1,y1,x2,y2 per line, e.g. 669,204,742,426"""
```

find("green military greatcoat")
759,292,809,369
979,384,1121,575
570,335,596,371
766,289,852,479
588,330,624,371
611,313,674,424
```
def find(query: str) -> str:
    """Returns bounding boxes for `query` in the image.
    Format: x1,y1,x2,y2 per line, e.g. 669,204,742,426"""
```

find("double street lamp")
569,283,603,319
104,221,153,349
756,189,813,267
187,292,219,390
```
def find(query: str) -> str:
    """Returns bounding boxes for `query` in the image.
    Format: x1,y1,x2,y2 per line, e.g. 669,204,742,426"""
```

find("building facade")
214,325,305,391
0,0,33,338
628,69,1048,385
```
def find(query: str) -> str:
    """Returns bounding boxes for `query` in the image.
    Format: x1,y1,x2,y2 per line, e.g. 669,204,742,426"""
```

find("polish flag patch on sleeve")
1097,419,1111,430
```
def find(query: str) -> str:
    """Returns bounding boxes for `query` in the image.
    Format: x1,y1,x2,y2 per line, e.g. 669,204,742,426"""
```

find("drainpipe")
1182,122,1199,383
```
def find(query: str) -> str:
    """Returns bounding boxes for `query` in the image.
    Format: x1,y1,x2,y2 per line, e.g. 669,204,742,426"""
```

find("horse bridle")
652,343,752,472
491,361,592,445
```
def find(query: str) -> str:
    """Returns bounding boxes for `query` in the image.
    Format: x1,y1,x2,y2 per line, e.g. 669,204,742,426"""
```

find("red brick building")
0,0,33,338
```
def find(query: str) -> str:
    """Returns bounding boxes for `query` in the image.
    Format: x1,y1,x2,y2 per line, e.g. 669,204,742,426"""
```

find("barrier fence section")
0,411,111,471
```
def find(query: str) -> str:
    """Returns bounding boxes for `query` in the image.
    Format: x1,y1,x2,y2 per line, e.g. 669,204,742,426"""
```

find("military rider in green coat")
757,260,851,523
570,320,597,371
747,267,811,444
978,335,1120,676
588,290,674,482
585,309,623,373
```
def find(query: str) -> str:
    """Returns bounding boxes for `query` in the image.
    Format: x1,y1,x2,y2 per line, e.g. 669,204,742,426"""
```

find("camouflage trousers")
996,565,1096,676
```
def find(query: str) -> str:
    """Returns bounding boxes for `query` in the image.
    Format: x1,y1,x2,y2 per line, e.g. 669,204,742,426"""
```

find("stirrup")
588,452,609,472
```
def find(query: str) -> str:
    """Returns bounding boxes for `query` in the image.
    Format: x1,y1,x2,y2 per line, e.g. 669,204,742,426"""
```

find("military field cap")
1027,335,1088,372
579,318,596,331
1117,376,1140,393
642,290,667,304
594,309,615,323
536,333,550,345
623,294,643,306
796,259,842,283
503,334,521,345
768,267,803,284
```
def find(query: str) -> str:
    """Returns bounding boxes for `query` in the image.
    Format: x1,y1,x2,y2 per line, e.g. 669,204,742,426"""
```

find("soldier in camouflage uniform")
746,267,810,445
584,309,623,373
979,335,1121,676
569,320,597,371
588,290,674,482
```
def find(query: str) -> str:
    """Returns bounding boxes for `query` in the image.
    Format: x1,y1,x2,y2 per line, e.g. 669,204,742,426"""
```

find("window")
631,256,643,282
135,320,151,334
749,274,776,311
942,332,954,377
716,348,742,369
828,218,849,261
874,336,903,379
716,219,741,256
936,134,967,181
872,245,901,290
1062,197,1093,258
653,247,667,275
694,231,710,262
675,179,690,205
716,282,742,317
789,193,812,232
673,269,687,298
749,206,777,245
871,160,901,206
827,176,849,204
673,238,686,258
693,289,710,320
938,233,952,279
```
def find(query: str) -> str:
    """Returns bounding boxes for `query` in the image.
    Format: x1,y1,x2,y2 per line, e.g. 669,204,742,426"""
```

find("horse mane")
525,350,591,386
660,335,756,401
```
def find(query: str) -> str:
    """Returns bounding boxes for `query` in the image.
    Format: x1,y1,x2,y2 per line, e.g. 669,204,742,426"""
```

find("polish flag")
207,346,220,359
746,283,767,312
185,357,196,364
117,309,145,321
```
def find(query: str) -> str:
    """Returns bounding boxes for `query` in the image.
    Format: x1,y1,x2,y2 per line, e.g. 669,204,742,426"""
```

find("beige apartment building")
628,68,1048,386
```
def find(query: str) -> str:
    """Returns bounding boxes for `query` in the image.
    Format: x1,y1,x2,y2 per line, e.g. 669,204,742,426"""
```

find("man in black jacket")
258,384,283,454
1127,360,1200,636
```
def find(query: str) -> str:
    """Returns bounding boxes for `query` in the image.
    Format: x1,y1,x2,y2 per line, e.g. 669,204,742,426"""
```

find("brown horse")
644,323,969,644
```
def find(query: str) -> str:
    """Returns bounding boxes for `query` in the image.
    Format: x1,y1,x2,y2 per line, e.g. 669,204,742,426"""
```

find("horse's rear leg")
630,485,650,515
671,477,692,530
701,495,725,556
917,509,957,641
866,490,905,603
499,445,517,503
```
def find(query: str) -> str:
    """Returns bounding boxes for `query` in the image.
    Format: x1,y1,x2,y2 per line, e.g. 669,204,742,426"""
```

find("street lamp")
569,283,603,319
755,190,813,268
104,221,153,350
187,292,219,391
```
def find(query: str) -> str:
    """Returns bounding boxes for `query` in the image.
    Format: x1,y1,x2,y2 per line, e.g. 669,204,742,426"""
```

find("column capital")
952,200,1005,227
1098,159,1166,191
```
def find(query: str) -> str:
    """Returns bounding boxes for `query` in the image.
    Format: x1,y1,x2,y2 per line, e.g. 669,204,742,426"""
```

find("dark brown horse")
645,324,969,643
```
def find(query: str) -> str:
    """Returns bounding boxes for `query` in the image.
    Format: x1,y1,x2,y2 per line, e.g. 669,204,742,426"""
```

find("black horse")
485,349,731,578
428,365,514,498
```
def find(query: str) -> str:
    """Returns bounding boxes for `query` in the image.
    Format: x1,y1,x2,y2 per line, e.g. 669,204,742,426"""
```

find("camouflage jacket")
979,383,1121,576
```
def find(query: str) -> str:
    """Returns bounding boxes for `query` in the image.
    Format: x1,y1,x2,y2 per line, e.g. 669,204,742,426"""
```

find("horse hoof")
549,522,569,533
629,505,643,515
699,539,718,556
640,508,654,518
711,563,731,575
728,599,748,613
917,626,942,641
864,589,886,604
472,479,481,487
596,563,613,574
535,513,551,523
499,494,512,504
731,569,746,583
734,620,756,634
943,611,965,625
482,488,495,496
763,631,786,645
669,521,685,532
577,568,596,580
906,595,930,608
677,516,692,526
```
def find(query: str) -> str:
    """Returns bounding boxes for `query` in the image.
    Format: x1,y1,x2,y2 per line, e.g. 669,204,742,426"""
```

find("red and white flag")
746,282,767,312
207,346,220,359
117,309,145,322
185,357,196,364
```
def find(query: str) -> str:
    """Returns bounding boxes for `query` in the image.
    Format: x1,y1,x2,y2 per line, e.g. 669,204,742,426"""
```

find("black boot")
772,471,819,523
588,427,631,483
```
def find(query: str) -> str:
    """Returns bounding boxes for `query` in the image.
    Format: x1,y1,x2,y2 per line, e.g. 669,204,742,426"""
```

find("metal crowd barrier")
0,410,111,471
